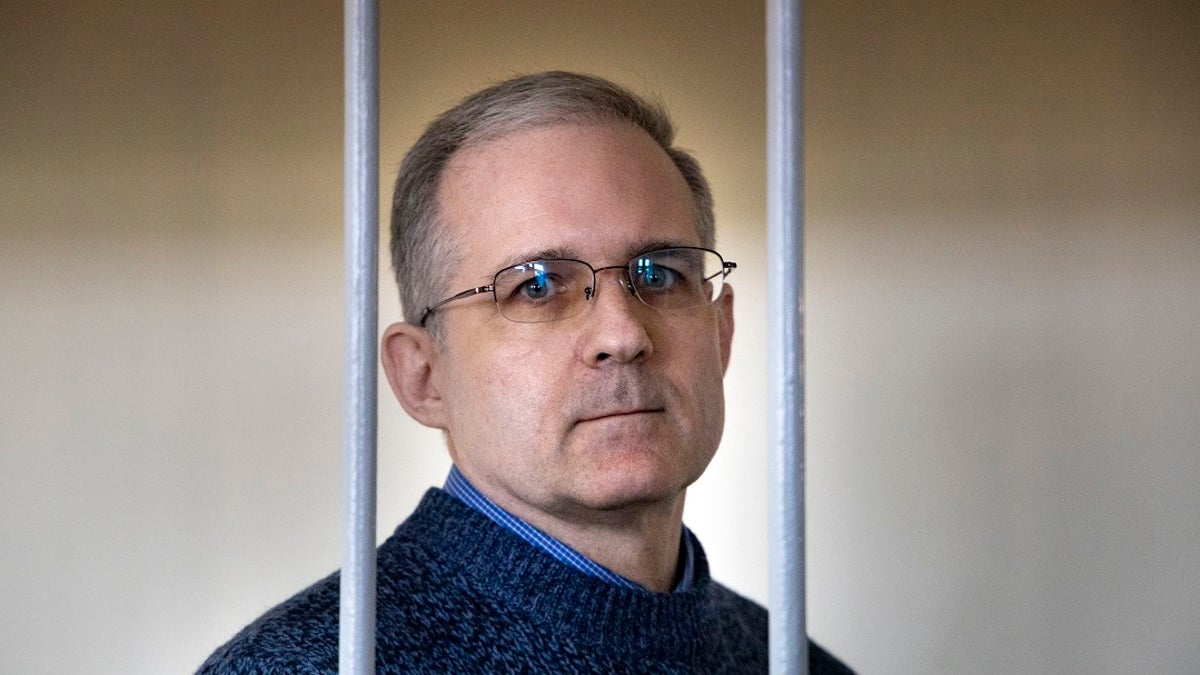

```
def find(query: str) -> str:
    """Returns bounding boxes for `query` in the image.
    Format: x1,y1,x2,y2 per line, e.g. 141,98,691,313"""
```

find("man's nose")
581,267,654,365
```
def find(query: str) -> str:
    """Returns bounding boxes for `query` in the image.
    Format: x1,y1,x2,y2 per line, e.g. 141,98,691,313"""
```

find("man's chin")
565,464,694,514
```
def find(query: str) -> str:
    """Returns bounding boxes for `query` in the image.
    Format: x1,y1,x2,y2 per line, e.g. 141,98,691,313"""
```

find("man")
200,71,851,674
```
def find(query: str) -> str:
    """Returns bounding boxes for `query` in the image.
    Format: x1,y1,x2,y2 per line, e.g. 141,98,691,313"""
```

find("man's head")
389,71,716,334
381,72,734,527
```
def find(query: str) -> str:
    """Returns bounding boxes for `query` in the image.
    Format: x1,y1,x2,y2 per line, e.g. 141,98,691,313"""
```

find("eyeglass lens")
493,248,727,323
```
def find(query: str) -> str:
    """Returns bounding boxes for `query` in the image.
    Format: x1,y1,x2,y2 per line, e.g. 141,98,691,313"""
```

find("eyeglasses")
419,246,735,325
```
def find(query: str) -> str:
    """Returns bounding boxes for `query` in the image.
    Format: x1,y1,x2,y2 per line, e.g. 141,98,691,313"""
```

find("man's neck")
445,466,687,593
532,502,685,592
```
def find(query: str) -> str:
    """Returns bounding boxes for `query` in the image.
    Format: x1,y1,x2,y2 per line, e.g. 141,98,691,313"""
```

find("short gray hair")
389,71,715,332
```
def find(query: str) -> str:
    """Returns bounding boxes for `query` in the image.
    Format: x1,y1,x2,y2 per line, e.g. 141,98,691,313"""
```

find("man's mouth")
577,407,665,423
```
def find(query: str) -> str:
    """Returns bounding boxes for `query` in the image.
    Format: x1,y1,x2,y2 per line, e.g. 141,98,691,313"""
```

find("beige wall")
2,1,1196,673
804,3,1199,672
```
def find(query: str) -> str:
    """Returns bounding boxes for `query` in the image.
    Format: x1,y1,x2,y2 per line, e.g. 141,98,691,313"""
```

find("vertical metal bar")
767,0,807,673
340,0,378,673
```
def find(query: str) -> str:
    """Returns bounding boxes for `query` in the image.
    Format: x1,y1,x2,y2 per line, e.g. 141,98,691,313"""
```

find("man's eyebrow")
496,239,700,271
624,239,697,259
498,247,581,269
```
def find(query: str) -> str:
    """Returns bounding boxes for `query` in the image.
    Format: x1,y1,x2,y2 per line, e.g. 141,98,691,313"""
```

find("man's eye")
517,274,556,300
636,263,682,291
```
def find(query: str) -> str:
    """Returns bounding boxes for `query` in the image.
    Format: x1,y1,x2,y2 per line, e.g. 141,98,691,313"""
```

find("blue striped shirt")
444,465,696,593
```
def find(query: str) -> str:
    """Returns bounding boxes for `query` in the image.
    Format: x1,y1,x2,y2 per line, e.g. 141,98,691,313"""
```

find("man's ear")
717,285,735,374
381,321,448,430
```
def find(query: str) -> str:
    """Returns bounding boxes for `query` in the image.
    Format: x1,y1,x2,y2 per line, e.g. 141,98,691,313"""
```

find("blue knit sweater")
199,489,852,674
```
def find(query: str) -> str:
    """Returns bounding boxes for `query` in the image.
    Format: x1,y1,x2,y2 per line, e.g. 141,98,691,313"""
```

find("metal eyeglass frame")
417,246,736,326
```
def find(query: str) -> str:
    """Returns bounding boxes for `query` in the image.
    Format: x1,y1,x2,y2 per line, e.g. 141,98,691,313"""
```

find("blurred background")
2,1,1197,673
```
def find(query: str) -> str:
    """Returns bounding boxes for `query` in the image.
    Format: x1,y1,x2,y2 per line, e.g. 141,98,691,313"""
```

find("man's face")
425,122,733,523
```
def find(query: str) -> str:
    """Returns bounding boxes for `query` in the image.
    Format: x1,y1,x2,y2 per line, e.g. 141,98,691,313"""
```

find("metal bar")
767,0,807,673
340,0,379,673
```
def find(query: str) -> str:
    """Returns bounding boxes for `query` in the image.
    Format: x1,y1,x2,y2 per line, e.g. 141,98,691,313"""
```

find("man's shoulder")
703,582,854,674
196,572,340,674
197,492,452,673
809,640,857,675
704,579,769,633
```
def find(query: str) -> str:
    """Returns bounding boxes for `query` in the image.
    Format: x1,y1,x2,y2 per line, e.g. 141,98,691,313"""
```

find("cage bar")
767,0,808,673
339,0,379,673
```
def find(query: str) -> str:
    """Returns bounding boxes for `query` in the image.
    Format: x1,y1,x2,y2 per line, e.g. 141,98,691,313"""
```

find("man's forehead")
436,122,701,280
442,119,649,182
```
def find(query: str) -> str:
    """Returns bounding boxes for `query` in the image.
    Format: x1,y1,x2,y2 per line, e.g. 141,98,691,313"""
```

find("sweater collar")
389,489,721,660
